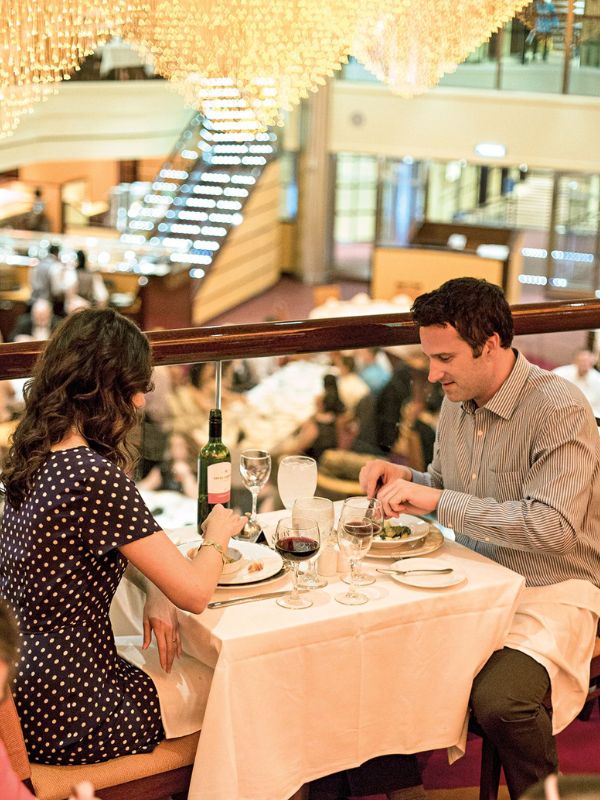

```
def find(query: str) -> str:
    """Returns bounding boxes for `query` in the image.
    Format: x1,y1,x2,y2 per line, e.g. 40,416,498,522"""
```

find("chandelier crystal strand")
0,83,57,138
354,0,531,97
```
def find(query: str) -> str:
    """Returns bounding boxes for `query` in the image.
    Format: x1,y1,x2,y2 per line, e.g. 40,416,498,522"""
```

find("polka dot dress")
0,446,165,765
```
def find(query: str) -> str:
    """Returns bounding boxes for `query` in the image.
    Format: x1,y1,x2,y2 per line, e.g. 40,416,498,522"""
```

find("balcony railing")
0,298,598,380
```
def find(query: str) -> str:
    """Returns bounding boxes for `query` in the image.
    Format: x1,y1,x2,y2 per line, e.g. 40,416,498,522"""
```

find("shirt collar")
462,349,529,419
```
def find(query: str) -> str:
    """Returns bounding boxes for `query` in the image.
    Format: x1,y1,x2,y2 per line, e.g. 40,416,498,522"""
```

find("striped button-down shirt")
413,350,600,587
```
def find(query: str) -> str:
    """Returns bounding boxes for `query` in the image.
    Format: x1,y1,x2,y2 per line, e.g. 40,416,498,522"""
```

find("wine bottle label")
207,462,232,504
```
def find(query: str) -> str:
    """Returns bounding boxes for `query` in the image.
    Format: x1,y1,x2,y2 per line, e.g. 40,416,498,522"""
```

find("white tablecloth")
111,508,525,800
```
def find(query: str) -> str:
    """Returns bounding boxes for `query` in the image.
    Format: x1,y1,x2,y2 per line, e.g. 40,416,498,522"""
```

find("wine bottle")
197,408,231,533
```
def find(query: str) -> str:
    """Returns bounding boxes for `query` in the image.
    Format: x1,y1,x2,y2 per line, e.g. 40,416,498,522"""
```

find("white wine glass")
239,449,271,540
335,498,379,605
273,517,320,610
277,455,317,509
339,496,382,587
292,496,334,590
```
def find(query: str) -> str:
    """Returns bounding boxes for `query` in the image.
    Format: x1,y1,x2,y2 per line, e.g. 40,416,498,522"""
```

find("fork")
376,567,453,576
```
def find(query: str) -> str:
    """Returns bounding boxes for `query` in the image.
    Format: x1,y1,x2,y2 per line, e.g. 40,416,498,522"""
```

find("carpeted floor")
346,702,600,799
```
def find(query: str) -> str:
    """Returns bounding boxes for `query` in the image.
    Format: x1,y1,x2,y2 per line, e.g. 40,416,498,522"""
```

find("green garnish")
381,523,413,540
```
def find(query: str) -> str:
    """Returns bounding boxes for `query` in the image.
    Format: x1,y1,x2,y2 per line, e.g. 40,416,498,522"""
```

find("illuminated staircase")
123,96,278,282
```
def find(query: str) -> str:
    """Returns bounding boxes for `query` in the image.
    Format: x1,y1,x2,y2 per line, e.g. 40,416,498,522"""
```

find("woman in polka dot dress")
0,309,244,765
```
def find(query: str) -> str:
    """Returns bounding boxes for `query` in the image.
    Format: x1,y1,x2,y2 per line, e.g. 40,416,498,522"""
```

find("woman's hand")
143,582,182,673
359,459,412,498
376,478,442,518
202,503,246,546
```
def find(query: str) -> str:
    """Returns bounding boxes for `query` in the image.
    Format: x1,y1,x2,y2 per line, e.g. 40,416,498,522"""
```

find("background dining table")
110,505,525,800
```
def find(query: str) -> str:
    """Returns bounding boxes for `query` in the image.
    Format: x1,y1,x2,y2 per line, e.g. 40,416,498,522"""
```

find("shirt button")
477,430,484,437
471,473,477,480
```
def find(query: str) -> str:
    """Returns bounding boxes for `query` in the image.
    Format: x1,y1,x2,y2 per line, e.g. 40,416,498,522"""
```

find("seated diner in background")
361,277,600,800
0,308,245,765
8,298,60,343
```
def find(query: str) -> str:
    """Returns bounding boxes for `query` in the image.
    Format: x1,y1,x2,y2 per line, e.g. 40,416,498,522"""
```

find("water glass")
335,498,379,605
277,455,317,509
292,496,334,589
273,517,320,610
239,449,271,539
339,496,383,587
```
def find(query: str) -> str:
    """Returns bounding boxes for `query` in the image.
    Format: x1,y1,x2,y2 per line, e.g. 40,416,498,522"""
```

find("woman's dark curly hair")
2,308,153,508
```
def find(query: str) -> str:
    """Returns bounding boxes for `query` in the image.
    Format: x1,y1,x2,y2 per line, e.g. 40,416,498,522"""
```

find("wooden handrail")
0,298,597,380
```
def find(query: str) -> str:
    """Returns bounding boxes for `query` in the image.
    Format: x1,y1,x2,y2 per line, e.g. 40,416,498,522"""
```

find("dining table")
110,504,525,800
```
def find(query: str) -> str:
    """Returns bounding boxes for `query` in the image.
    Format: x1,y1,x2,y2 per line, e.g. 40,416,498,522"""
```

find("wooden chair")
312,283,341,308
316,449,374,502
472,637,600,800
0,692,199,800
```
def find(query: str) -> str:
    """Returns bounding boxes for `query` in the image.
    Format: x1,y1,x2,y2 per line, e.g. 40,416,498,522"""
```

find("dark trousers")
309,754,421,798
470,647,558,800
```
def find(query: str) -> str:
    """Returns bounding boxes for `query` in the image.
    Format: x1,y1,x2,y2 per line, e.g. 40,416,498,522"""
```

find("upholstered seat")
0,692,199,800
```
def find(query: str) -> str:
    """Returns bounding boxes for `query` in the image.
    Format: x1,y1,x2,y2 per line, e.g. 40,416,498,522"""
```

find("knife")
208,590,289,609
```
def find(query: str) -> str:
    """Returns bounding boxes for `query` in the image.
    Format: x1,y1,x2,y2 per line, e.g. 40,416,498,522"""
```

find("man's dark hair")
411,278,514,357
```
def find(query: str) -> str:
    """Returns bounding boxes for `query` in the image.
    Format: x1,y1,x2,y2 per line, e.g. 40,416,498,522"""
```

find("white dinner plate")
364,527,444,560
388,557,466,589
177,539,284,586
371,514,431,550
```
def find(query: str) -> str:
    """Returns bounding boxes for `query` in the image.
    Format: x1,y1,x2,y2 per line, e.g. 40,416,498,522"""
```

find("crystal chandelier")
0,0,150,137
0,1,112,88
354,0,531,97
125,0,362,127
0,0,532,137
123,0,531,124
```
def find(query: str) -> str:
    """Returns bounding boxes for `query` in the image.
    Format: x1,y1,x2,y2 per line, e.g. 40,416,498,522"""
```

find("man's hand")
143,583,182,674
376,478,442,518
359,459,412,498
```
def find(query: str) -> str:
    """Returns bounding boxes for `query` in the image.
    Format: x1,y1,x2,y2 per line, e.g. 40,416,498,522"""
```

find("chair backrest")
312,284,341,308
0,692,31,782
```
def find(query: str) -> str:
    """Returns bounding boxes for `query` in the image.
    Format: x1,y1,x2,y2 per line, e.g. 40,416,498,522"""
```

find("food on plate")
381,521,414,540
247,560,264,574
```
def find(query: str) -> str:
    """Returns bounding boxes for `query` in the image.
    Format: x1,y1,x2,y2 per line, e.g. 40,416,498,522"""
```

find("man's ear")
484,332,501,356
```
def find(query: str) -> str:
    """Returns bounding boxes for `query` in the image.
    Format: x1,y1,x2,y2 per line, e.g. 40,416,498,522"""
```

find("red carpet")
353,703,600,798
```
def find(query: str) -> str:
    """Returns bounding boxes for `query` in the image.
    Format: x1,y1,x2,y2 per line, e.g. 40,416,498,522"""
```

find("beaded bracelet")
201,539,230,565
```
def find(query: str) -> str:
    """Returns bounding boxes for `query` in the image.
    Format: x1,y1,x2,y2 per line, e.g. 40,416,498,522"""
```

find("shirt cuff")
437,490,471,532
410,469,431,487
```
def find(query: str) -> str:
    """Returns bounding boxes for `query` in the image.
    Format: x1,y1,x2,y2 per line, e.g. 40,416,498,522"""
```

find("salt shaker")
318,539,338,577
336,544,350,574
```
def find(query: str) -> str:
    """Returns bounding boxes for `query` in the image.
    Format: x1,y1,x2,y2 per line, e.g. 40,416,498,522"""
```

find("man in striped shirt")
361,278,600,800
